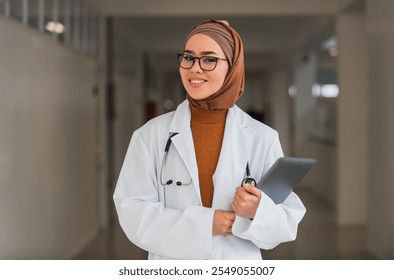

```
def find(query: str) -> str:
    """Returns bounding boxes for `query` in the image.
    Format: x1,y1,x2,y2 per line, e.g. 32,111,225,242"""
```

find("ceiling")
113,16,333,53
112,16,335,73
97,0,358,72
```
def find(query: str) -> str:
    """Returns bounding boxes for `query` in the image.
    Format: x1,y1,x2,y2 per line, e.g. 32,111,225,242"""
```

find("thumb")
243,185,261,197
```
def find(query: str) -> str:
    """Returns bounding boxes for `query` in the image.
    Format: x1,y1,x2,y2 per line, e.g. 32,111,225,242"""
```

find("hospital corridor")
1,0,394,260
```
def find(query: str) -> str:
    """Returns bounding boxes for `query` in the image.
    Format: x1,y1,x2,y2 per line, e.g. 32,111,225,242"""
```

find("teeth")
190,80,205,84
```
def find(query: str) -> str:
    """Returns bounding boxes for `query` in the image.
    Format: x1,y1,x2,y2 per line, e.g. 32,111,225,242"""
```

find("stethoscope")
160,133,256,187
160,133,192,186
241,163,257,187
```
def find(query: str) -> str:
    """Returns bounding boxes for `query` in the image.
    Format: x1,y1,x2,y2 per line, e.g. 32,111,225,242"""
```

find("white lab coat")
113,100,306,260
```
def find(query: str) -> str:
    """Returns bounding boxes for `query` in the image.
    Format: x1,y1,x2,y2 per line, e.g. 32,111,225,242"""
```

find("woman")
113,19,306,260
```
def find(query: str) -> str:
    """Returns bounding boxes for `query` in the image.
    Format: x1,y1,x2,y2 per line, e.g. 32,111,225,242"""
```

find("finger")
232,204,241,217
235,186,243,194
224,210,235,220
234,191,250,205
237,187,257,202
232,200,246,217
228,211,236,220
235,186,248,199
228,219,234,233
243,185,261,197
231,201,238,213
232,194,242,208
222,218,234,235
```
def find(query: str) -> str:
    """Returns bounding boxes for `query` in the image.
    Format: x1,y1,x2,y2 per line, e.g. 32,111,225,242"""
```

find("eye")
202,57,217,63
183,55,194,61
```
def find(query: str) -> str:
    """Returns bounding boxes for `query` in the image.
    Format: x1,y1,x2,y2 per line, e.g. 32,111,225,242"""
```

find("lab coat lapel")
212,106,255,209
168,101,201,201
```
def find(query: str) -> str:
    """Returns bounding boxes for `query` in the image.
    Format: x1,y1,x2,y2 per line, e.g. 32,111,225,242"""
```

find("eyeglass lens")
178,55,218,71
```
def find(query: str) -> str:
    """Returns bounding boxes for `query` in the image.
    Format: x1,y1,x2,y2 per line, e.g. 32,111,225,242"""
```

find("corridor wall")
0,17,100,259
366,0,394,259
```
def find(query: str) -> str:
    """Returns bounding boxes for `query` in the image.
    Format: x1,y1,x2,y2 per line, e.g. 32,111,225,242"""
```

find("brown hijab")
183,19,245,110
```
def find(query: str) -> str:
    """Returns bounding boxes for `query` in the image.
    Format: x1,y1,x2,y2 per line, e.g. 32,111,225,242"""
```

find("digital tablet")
257,157,316,204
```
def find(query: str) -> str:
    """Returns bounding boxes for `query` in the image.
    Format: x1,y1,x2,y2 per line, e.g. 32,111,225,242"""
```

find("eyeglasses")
177,54,227,71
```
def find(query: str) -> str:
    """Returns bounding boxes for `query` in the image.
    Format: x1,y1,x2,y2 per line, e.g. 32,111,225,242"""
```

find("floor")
74,188,376,260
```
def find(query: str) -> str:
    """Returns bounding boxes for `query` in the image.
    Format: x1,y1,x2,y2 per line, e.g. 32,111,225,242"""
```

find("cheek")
212,70,227,89
179,69,188,84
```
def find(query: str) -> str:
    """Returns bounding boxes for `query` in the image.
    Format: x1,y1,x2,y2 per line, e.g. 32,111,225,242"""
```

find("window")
312,84,339,98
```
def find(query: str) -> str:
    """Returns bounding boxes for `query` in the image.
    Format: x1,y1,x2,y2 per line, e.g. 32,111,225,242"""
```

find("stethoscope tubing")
160,133,192,186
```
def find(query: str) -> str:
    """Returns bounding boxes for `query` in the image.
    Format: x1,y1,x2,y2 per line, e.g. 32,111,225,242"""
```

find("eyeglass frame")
177,53,228,71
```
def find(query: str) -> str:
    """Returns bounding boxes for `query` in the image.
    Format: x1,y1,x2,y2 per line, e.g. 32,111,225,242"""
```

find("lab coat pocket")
164,185,200,210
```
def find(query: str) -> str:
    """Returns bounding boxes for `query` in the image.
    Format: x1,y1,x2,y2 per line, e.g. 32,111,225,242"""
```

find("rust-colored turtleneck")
190,106,228,208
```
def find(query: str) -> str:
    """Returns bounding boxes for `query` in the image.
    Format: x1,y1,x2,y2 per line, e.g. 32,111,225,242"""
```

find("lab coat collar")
169,100,191,132
169,100,256,137
168,101,200,199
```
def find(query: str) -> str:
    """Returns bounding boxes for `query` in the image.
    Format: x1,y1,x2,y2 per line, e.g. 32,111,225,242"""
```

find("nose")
190,58,203,73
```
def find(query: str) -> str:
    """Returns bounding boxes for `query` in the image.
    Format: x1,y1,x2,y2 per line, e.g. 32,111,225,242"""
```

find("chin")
187,90,212,100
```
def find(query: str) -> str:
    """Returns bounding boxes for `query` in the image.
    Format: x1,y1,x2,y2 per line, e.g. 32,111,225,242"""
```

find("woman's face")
180,34,229,100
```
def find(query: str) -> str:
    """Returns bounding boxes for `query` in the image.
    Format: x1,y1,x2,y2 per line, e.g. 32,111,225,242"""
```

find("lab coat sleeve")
232,191,306,249
232,130,306,249
113,132,215,259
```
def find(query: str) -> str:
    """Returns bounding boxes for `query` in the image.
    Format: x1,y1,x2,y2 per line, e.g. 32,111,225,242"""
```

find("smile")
189,79,207,84
188,79,207,88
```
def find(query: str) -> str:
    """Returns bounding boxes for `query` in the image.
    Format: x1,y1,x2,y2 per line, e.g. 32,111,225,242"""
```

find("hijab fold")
183,19,245,110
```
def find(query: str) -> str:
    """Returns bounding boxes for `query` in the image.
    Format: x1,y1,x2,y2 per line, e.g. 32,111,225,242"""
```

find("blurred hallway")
74,188,375,260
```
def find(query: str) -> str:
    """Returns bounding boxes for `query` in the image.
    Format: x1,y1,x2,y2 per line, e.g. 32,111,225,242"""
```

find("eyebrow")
183,50,218,56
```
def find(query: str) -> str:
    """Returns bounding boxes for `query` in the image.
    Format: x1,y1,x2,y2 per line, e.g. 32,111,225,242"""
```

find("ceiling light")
45,21,65,34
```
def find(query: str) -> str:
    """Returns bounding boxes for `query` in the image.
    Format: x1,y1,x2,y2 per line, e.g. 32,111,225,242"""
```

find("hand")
212,210,235,235
232,185,261,219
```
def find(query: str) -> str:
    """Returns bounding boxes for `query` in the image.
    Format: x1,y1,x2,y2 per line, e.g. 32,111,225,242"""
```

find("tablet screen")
257,157,316,204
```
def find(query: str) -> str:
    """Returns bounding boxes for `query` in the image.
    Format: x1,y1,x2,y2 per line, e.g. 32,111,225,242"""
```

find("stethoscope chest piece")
241,162,256,187
241,177,256,187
